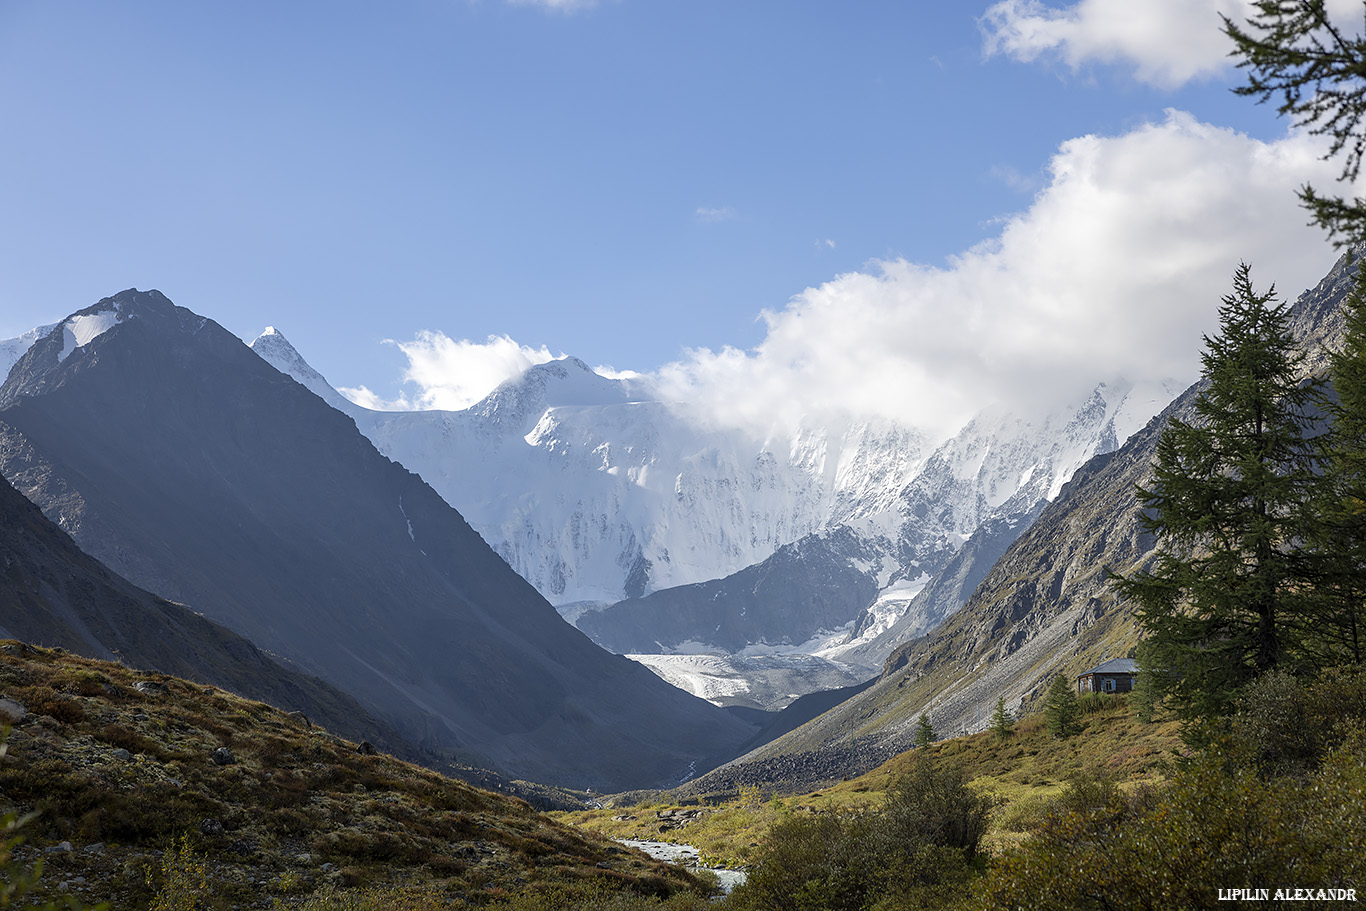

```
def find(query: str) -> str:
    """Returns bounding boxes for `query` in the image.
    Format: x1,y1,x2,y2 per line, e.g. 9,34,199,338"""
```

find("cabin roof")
1079,657,1138,677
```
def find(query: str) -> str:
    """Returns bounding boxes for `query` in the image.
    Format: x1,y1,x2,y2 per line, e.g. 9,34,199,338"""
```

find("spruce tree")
1043,675,1079,738
914,712,935,751
1302,265,1366,666
990,697,1013,738
1114,264,1321,722
1131,640,1160,723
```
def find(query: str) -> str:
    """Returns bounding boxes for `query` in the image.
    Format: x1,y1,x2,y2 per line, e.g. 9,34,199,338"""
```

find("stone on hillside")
210,746,235,766
0,698,27,723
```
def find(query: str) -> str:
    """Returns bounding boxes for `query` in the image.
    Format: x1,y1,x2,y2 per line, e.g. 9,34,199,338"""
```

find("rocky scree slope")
678,250,1354,795
0,289,753,791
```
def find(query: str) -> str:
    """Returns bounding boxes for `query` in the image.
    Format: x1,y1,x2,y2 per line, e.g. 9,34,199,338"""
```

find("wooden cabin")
1076,657,1138,694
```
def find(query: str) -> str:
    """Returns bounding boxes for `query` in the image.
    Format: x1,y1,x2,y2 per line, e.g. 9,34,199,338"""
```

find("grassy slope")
0,642,707,909
554,694,1180,867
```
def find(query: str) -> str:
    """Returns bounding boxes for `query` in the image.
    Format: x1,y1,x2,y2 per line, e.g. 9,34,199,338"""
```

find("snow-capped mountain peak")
467,356,639,434
256,333,1176,620
251,327,359,414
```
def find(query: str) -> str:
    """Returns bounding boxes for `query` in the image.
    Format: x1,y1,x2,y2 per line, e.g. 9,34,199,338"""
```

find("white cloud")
696,206,737,223
980,0,1247,88
339,332,560,411
355,114,1356,443
980,0,1363,89
505,0,598,11
654,111,1355,438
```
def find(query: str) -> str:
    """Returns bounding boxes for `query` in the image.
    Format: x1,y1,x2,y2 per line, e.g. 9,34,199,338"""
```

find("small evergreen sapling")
990,697,1013,738
914,712,935,751
1044,675,1080,738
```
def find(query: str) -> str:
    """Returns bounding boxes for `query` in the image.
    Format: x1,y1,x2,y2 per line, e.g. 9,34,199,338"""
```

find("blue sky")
1,1,1360,433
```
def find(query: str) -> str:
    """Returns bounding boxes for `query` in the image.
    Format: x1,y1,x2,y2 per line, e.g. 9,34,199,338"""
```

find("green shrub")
14,686,85,724
147,835,211,911
1230,665,1366,776
882,754,992,860
978,727,1366,909
727,755,987,911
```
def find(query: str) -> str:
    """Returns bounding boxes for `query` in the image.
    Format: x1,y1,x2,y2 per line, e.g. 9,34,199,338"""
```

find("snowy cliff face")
821,377,1179,669
251,332,935,605
250,330,1176,667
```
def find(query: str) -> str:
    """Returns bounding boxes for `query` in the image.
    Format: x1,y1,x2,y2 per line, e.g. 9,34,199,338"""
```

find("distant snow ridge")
0,322,59,379
250,328,1177,678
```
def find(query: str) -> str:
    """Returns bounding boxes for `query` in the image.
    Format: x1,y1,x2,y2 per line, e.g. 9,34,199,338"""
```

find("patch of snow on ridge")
58,308,123,362
1,322,58,378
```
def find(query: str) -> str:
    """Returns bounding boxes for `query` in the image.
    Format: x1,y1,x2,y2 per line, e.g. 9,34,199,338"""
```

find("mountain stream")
616,839,747,893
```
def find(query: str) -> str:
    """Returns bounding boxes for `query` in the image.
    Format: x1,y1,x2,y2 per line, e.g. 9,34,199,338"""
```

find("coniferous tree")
1225,2,1366,246
990,697,1013,738
1302,265,1366,666
1114,264,1321,722
1131,639,1161,723
1043,675,1079,738
914,712,935,751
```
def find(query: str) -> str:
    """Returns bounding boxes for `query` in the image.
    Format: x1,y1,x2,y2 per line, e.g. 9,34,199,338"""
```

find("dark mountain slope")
0,471,404,753
679,250,1355,795
0,290,751,790
578,528,879,655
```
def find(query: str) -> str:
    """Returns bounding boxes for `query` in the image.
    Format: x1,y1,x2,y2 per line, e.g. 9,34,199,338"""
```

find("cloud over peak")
655,111,1350,437
354,113,1352,443
341,333,561,412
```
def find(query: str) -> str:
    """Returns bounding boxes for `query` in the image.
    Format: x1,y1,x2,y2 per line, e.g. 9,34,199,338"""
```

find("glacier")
248,327,1178,701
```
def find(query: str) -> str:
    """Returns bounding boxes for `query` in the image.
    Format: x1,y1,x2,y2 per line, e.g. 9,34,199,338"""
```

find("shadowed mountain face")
0,289,751,791
578,528,881,655
0,471,407,753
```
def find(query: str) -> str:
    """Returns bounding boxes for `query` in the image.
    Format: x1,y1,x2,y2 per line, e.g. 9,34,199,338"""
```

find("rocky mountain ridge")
0,289,753,791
